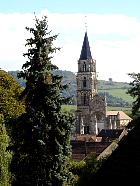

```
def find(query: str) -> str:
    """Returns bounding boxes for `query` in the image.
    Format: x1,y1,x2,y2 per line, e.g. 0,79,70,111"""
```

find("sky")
1,0,140,82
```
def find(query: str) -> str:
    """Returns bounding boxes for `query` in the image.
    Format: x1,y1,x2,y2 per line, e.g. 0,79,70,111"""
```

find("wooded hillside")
9,70,133,107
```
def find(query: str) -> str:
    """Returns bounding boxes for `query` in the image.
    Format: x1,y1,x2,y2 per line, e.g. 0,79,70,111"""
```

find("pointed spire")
79,32,92,60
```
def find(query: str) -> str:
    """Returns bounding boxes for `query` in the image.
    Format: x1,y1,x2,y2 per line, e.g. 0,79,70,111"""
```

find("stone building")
75,32,107,135
106,111,132,129
75,32,132,135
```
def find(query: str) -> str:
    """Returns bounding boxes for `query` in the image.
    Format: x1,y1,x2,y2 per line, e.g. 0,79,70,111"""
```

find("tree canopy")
0,70,25,185
0,70,25,120
127,73,140,116
10,15,74,186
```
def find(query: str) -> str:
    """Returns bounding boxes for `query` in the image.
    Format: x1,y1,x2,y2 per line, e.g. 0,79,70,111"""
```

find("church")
75,32,132,136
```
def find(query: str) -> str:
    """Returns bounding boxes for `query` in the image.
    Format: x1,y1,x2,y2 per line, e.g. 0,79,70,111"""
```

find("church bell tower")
76,32,98,134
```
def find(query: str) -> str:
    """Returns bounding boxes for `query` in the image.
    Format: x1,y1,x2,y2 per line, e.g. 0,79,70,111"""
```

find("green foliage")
0,70,25,120
99,91,130,107
0,70,24,185
10,15,74,186
127,73,140,116
8,70,26,87
0,115,12,186
9,70,133,107
69,160,86,175
68,160,86,185
77,156,104,185
54,70,77,104
98,79,130,90
101,88,133,104
69,156,104,186
62,105,77,112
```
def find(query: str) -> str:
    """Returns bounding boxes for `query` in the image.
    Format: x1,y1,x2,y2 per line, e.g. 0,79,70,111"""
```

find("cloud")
0,13,34,70
0,11,140,82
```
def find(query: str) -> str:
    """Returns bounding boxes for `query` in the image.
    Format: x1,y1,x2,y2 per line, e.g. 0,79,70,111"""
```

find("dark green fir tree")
10,15,74,186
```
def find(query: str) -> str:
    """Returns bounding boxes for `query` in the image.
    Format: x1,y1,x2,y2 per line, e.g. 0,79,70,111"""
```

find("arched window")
84,126,90,134
83,93,86,105
86,126,90,134
83,77,86,87
83,62,86,71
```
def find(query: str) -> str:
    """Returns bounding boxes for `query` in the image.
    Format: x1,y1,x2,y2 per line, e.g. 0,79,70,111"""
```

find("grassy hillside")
62,105,132,117
62,105,76,112
9,70,134,106
99,88,133,104
98,80,133,105
98,80,130,89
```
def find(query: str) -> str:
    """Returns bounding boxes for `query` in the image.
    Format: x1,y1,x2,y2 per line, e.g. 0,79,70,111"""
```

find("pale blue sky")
1,0,140,82
0,0,140,16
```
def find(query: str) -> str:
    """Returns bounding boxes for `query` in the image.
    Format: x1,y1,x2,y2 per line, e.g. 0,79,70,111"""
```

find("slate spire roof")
79,32,92,60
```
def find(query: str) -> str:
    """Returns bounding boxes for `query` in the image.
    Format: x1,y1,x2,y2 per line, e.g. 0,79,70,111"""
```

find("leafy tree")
0,114,12,186
9,70,26,87
127,73,140,116
99,92,130,107
9,69,132,107
10,15,74,186
0,70,25,185
69,156,104,186
0,70,25,120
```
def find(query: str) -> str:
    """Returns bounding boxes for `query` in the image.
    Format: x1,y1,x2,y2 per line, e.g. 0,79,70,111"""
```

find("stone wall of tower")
76,58,98,134
75,32,106,135
77,59,97,106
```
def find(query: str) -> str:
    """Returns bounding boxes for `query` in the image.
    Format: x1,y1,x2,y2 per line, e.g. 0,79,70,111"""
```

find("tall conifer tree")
11,16,74,186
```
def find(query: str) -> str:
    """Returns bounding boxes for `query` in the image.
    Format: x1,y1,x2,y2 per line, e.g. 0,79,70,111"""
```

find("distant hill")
9,70,133,107
98,80,134,105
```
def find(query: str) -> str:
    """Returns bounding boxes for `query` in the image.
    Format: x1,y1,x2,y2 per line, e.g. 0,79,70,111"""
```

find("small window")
87,126,90,134
83,77,86,87
83,62,86,71
83,94,86,105
84,126,86,134
84,126,90,134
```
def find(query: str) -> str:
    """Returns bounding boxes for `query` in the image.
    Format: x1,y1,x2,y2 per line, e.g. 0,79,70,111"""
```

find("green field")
62,105,76,112
10,70,134,106
62,104,132,116
99,88,134,104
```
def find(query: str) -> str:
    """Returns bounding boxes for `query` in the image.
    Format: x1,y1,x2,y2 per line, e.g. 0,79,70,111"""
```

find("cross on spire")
85,15,88,32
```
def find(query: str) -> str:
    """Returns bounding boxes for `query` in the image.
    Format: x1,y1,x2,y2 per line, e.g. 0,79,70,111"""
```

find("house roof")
107,111,132,120
75,134,102,142
93,119,140,181
97,129,123,139
79,32,92,60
